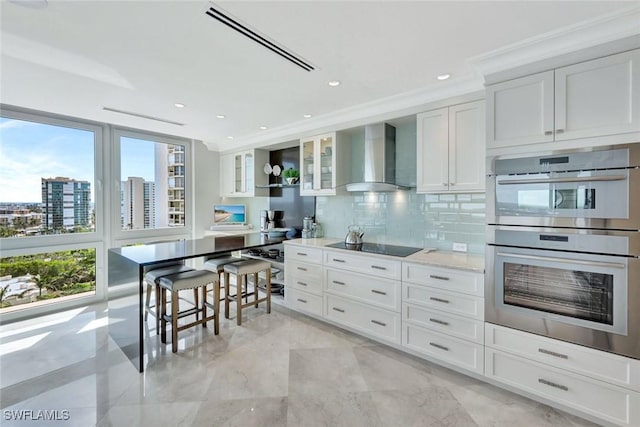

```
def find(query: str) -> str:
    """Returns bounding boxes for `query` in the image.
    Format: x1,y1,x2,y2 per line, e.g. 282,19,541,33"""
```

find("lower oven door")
493,246,627,336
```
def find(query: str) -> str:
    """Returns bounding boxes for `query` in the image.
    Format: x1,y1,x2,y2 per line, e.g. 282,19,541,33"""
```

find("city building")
41,177,91,232
154,143,186,228
121,177,156,230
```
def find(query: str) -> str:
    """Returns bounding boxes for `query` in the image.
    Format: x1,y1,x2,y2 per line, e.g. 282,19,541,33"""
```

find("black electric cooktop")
325,242,422,258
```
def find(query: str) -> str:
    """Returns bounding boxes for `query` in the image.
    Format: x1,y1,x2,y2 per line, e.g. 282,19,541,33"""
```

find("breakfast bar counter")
107,233,284,372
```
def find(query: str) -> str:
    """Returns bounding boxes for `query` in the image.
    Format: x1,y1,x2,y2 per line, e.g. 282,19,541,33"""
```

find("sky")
0,117,155,203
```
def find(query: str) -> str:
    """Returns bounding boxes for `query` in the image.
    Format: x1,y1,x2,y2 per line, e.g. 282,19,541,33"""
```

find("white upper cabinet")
299,132,350,196
219,149,269,197
555,49,640,141
487,49,640,150
417,100,485,193
487,71,554,149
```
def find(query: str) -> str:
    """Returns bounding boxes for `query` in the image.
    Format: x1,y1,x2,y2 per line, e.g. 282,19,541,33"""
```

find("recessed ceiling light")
174,103,185,108
259,126,268,130
303,114,312,118
437,74,451,81
328,80,341,87
227,136,234,140
216,114,225,119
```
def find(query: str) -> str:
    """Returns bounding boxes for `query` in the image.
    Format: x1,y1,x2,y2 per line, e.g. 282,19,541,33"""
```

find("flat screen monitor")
213,204,246,225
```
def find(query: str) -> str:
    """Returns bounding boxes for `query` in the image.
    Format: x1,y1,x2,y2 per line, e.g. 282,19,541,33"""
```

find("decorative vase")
286,177,298,185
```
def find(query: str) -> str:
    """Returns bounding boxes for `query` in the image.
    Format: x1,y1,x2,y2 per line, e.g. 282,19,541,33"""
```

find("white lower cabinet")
403,303,484,344
325,294,401,344
485,323,640,426
485,349,640,427
286,287,323,317
404,324,484,374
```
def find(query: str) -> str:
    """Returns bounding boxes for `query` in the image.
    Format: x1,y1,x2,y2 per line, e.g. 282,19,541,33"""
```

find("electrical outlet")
452,242,468,252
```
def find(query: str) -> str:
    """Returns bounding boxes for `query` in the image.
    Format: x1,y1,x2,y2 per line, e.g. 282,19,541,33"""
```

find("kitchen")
1,1,640,426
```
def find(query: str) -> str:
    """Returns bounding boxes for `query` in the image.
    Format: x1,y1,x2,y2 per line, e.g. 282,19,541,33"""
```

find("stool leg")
160,287,167,344
172,289,179,353
155,282,161,334
254,272,259,307
194,288,199,321
245,273,249,304
266,267,271,314
144,281,152,321
201,284,207,328
237,274,243,326
214,280,220,335
224,272,230,319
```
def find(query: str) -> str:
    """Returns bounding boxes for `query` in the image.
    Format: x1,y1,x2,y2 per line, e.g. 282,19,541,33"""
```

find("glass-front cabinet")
220,149,268,197
300,132,338,196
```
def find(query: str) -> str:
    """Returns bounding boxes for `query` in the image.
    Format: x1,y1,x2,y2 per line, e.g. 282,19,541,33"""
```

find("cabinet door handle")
556,129,564,134
333,258,346,263
429,342,449,351
297,267,307,271
449,182,455,186
429,275,450,281
371,265,387,271
297,281,308,286
429,318,449,326
429,297,450,304
332,307,345,313
538,378,568,391
332,280,346,285
297,298,307,304
371,320,387,327
544,130,553,135
371,289,387,295
442,182,448,186
538,348,569,359
296,252,308,256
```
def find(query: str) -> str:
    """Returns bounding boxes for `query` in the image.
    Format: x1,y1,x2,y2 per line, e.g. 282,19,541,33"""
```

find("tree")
0,285,10,308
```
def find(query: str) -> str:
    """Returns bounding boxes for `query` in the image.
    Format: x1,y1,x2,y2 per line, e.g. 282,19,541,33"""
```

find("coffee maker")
261,210,285,232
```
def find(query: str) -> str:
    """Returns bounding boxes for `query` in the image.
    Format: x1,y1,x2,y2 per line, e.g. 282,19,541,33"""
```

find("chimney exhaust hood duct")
346,123,409,192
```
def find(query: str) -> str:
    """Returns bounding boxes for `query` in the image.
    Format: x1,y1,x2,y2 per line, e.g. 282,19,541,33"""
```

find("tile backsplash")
315,191,486,254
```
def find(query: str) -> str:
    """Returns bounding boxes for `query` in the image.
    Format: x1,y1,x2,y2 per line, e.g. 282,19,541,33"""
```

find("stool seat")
145,265,194,284
158,269,220,353
159,270,218,292
203,256,239,273
224,259,271,275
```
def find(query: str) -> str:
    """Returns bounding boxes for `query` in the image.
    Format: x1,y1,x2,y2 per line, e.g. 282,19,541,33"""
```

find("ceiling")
0,1,636,152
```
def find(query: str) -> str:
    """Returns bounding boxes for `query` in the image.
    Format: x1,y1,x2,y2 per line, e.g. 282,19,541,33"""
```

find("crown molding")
469,5,640,79
209,73,484,152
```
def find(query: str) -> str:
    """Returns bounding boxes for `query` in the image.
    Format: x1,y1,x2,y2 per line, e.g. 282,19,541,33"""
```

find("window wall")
0,106,193,321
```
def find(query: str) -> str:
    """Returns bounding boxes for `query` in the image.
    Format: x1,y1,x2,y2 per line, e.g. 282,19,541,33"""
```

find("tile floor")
0,301,602,427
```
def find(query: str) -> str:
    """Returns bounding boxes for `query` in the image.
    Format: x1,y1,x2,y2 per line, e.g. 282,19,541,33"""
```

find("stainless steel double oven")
486,144,640,359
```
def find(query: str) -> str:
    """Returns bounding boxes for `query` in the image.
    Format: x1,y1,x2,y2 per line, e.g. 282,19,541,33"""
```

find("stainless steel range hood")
346,123,409,192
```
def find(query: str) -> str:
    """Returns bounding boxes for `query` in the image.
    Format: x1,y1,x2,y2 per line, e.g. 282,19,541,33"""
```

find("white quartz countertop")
284,238,485,273
404,250,484,273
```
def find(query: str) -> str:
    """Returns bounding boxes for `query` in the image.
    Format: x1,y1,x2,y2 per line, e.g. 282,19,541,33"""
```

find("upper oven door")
487,145,640,230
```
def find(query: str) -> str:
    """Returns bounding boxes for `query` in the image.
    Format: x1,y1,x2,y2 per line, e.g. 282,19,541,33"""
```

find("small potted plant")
282,168,300,185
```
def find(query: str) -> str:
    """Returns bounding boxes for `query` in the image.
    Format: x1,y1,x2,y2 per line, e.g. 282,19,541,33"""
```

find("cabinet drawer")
403,303,484,344
285,246,323,264
402,283,484,320
486,323,640,392
325,294,401,344
485,349,640,426
403,324,484,374
286,260,323,295
325,268,400,312
403,263,484,296
286,288,323,317
325,250,401,280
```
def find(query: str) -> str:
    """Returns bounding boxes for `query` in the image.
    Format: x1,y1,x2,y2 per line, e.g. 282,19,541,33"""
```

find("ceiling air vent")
205,4,315,72
102,107,184,126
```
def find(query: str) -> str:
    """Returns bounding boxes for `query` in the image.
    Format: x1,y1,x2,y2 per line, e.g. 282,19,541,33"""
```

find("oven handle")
497,175,626,185
496,252,625,269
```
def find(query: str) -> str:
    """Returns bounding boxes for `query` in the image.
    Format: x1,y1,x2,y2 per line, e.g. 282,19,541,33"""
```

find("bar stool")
144,263,195,333
158,269,220,353
223,259,271,325
202,254,239,298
